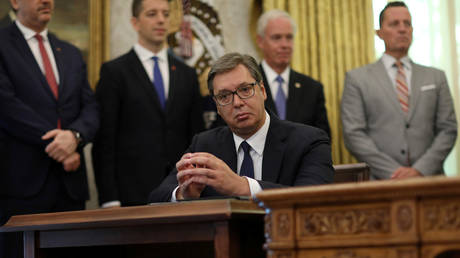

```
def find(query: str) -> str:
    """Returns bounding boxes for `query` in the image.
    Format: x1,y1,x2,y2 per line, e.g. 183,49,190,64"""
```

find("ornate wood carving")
300,208,390,236
332,250,370,258
264,212,272,243
277,212,291,238
396,205,413,232
423,202,460,232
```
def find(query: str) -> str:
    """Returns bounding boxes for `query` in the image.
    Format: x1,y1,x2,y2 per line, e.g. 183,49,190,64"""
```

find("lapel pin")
56,47,62,52
295,82,301,88
171,65,176,71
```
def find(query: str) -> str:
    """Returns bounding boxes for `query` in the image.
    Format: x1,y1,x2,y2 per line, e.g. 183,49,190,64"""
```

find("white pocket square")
421,84,436,91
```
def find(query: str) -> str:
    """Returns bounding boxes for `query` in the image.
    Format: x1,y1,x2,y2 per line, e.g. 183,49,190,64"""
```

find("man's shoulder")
168,52,197,74
273,118,329,143
289,68,323,88
48,32,82,54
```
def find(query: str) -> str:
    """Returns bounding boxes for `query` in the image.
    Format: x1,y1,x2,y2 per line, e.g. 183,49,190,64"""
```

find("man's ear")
376,29,383,40
130,16,139,32
256,35,264,50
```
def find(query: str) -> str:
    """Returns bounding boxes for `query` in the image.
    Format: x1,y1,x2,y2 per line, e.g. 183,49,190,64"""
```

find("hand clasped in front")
175,152,250,200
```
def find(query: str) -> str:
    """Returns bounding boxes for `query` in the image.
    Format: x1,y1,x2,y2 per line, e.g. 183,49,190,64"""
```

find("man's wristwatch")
71,130,83,146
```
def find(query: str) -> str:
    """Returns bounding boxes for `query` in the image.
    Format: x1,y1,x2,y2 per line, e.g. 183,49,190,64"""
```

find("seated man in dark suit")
149,53,333,202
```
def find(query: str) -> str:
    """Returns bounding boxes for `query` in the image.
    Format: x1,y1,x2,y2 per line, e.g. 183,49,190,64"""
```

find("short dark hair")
207,53,262,96
132,0,144,17
132,0,171,17
379,1,408,28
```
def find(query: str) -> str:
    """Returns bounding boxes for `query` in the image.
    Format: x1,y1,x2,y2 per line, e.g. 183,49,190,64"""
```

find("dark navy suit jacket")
261,65,331,137
149,113,333,202
92,49,204,206
0,23,99,201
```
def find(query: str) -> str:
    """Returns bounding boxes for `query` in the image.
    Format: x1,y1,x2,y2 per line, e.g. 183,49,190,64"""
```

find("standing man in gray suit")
341,1,457,180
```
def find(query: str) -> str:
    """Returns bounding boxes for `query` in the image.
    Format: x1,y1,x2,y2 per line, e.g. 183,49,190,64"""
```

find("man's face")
257,17,293,72
213,64,267,139
377,6,413,57
131,0,170,50
10,0,54,31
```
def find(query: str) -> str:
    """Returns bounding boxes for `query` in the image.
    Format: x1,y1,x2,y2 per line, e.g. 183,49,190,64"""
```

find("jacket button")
401,150,406,155
406,123,410,129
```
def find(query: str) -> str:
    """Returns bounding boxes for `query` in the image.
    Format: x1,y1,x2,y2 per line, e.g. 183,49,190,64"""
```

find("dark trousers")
0,163,85,258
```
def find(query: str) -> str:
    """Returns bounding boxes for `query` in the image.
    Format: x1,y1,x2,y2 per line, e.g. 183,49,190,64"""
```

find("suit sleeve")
0,56,55,145
258,128,334,189
412,71,457,175
66,54,99,143
341,71,401,178
92,64,121,204
314,81,331,137
187,68,204,139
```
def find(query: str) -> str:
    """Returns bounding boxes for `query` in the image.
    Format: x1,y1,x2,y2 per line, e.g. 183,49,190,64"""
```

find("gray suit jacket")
341,58,457,179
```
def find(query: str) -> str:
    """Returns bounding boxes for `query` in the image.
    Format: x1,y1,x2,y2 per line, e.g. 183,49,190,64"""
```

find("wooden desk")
255,176,460,258
0,199,265,258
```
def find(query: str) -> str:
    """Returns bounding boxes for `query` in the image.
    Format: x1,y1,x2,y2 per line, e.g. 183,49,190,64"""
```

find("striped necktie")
395,60,409,113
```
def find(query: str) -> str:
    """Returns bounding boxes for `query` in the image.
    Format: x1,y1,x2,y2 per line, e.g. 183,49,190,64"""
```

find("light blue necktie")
152,56,166,109
275,75,286,120
240,141,254,178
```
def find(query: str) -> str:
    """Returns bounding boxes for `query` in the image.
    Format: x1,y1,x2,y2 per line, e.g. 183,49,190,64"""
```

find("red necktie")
395,60,409,113
35,34,60,128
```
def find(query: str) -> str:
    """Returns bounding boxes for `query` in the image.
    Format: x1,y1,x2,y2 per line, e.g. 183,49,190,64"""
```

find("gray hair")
207,53,262,95
257,9,297,37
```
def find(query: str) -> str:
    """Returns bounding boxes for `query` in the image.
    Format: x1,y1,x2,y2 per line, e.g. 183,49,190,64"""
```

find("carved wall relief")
423,202,460,232
300,207,390,236
396,205,413,232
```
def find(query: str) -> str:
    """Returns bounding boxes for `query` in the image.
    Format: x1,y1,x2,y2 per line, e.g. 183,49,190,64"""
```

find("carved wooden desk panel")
255,176,460,258
0,199,265,258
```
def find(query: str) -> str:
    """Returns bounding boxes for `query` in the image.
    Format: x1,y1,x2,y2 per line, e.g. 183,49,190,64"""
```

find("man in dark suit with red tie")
149,53,333,203
256,9,330,137
92,0,204,208
0,0,99,257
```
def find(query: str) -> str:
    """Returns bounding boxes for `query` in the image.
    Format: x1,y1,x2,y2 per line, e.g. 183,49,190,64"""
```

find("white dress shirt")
133,43,170,99
15,20,60,84
381,53,412,93
261,60,289,100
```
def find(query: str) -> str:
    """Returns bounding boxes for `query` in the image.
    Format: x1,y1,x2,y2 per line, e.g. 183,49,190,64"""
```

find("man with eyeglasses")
149,53,333,202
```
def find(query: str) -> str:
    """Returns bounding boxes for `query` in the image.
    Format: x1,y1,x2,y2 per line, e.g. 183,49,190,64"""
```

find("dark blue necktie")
152,56,166,109
275,75,286,120
240,141,254,178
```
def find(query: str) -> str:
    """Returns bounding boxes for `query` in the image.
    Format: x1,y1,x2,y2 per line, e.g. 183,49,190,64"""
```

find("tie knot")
152,56,159,63
35,34,43,42
240,141,251,154
275,75,284,84
395,60,403,69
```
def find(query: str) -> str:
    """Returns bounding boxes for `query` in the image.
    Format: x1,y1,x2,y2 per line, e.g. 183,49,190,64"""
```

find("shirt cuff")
244,177,262,197
171,186,179,202
101,200,121,208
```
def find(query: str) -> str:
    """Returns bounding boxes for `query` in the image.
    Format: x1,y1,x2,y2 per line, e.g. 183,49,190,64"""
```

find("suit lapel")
217,127,237,171
261,115,287,183
408,62,422,121
127,50,165,114
260,65,277,114
165,54,177,114
9,24,55,100
286,70,301,121
48,34,65,100
370,60,406,119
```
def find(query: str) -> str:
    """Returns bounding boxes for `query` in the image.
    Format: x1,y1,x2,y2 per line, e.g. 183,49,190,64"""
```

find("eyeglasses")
213,82,258,106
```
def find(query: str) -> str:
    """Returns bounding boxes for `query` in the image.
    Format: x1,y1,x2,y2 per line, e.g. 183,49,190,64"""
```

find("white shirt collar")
233,111,270,156
261,60,290,83
381,53,411,71
15,20,49,41
133,43,168,63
